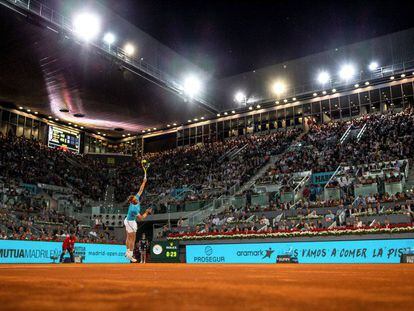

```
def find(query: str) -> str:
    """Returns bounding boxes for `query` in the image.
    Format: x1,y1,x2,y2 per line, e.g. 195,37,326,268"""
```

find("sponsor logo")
74,246,86,258
0,248,60,259
262,248,275,259
153,244,163,255
166,242,178,250
236,247,275,259
205,246,213,256
193,256,225,263
192,246,224,263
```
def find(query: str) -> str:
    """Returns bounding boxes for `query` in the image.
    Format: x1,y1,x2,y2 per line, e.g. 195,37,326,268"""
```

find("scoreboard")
150,241,180,263
48,126,81,153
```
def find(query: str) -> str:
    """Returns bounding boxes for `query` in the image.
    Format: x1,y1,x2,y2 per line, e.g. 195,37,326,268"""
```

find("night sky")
74,0,414,77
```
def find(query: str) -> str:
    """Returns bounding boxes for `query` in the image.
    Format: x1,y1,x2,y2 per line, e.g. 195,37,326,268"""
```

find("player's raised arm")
137,174,147,197
137,159,149,196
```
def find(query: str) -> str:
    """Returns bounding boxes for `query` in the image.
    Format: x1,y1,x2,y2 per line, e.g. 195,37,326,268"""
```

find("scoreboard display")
48,126,81,153
150,241,180,263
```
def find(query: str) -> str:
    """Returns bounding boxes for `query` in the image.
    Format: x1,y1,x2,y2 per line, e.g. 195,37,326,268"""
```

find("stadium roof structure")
0,0,216,137
1,0,414,138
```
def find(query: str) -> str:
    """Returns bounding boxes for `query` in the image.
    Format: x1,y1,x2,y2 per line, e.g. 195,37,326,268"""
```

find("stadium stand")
166,108,414,240
1,107,413,244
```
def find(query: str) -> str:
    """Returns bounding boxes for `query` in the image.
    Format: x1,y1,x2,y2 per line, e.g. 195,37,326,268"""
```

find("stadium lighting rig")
368,61,379,71
339,64,356,81
73,12,101,42
234,91,246,104
183,75,202,98
317,71,330,85
103,32,116,46
272,81,286,95
124,43,135,56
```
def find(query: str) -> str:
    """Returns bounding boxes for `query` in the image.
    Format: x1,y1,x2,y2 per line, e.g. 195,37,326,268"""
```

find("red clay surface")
0,264,414,311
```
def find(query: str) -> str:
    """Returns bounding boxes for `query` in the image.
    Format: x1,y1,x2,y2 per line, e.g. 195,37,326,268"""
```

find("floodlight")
234,91,246,103
317,71,330,84
124,43,135,56
272,81,286,95
73,12,101,41
368,61,379,71
103,32,115,45
183,75,202,97
339,64,356,81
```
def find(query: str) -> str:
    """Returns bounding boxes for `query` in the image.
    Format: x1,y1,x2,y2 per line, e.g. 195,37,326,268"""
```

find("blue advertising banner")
186,239,414,264
0,240,129,264
311,171,335,185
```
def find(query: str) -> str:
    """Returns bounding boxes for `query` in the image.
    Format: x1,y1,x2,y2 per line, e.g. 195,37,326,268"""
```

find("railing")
252,59,414,106
184,193,234,227
324,165,342,190
338,210,346,225
8,0,414,110
218,145,238,163
340,125,353,144
293,173,311,203
356,123,367,142
229,144,248,160
2,0,212,109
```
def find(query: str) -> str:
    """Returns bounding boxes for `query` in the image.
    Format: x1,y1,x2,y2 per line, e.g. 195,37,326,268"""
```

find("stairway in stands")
404,165,414,192
238,155,278,194
239,128,306,194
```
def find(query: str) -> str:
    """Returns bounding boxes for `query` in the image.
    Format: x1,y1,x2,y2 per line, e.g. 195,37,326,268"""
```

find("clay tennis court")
0,264,413,310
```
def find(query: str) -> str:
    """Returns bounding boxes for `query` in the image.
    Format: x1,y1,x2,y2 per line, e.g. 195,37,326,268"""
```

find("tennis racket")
141,159,150,175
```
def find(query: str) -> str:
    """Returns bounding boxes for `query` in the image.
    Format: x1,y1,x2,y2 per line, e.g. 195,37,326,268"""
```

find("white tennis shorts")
124,218,137,233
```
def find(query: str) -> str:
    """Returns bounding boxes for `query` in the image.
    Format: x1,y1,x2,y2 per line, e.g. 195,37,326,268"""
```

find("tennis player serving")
124,159,152,262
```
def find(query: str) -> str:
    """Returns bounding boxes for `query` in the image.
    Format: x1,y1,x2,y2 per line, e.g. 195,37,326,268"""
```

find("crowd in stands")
0,133,107,201
0,181,117,243
113,128,301,205
260,108,414,180
167,191,414,239
1,107,414,243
